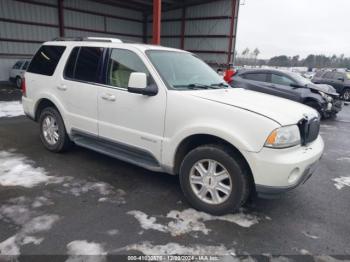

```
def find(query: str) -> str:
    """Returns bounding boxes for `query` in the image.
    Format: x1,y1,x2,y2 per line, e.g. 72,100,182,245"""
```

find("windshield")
146,50,228,90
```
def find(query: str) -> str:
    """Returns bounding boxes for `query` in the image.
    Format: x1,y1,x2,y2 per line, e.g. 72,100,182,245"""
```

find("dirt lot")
0,83,349,261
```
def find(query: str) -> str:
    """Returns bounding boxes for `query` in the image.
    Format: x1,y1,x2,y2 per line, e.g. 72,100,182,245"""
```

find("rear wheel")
342,88,350,101
179,145,250,215
39,107,72,152
15,76,22,89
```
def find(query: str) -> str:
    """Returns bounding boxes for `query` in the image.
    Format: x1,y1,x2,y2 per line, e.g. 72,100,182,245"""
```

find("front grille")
298,116,320,145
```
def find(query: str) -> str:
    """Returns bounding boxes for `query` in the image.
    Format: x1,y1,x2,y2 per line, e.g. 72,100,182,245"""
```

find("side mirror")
338,77,345,81
128,72,158,96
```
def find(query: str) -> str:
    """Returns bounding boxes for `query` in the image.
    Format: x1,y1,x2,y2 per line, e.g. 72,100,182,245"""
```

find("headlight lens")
265,125,301,148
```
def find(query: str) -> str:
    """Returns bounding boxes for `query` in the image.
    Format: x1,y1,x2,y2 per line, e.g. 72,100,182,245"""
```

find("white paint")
302,231,319,239
0,101,24,118
124,242,236,256
128,208,259,237
300,249,312,255
66,240,107,262
333,176,350,190
0,151,64,188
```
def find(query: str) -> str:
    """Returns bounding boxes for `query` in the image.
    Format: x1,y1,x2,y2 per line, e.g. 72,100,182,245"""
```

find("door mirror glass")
128,72,158,96
338,77,345,81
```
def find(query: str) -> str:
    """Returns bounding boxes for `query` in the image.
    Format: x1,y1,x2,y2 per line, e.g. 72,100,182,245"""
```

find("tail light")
21,77,26,97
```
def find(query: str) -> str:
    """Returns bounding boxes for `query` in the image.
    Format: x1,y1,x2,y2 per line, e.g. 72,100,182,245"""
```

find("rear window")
13,61,23,69
242,73,267,82
27,45,66,76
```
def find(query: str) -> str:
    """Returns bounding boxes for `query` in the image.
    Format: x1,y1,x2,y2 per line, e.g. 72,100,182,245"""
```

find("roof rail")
51,37,123,43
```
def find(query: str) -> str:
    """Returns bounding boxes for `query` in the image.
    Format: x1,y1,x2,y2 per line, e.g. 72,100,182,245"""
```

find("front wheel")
179,145,250,215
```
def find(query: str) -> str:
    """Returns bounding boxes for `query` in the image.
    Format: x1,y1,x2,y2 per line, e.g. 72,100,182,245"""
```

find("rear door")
58,46,104,135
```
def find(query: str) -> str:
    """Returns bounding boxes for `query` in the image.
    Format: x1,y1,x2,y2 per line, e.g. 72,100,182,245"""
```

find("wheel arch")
173,134,255,187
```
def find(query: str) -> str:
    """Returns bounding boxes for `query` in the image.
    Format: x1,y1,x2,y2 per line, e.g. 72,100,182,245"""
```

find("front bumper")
242,136,324,198
322,99,343,115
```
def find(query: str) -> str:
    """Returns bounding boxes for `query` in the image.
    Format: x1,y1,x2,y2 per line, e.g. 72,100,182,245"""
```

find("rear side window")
74,47,104,82
22,61,29,70
271,74,295,86
314,71,324,77
323,72,335,79
27,45,66,76
242,73,267,82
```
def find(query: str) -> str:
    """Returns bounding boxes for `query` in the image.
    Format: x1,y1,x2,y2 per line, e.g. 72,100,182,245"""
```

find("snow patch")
0,101,24,118
128,208,259,236
124,242,236,256
333,176,350,190
0,236,20,256
20,236,44,246
106,229,119,236
66,240,107,262
0,151,64,188
302,231,319,239
23,215,59,234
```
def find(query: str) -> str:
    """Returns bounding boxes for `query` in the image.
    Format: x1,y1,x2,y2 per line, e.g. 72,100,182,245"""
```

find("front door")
97,48,166,162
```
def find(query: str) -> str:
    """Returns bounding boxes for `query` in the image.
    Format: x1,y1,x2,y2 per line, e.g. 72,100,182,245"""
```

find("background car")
9,60,30,88
312,70,350,101
231,69,342,119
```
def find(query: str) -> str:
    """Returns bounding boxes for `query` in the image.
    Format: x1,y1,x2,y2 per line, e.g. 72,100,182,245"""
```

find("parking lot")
0,83,349,260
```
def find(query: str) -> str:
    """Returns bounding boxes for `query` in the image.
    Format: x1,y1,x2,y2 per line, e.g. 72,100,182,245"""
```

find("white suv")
22,37,324,214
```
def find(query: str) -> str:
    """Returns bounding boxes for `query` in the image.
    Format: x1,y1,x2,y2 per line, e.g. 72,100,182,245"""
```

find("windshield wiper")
173,83,211,89
210,82,229,88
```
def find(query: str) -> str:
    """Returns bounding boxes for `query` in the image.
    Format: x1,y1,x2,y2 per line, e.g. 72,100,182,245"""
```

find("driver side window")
107,49,150,89
271,74,295,86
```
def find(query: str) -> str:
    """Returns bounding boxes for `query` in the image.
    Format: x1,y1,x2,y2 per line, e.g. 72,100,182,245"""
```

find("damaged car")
231,69,343,119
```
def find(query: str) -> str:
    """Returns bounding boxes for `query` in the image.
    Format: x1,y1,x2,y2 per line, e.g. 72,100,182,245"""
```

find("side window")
13,61,22,69
22,61,29,70
74,47,104,82
107,49,150,89
27,45,66,76
323,72,335,79
333,72,344,80
242,73,267,82
271,74,295,86
64,47,79,79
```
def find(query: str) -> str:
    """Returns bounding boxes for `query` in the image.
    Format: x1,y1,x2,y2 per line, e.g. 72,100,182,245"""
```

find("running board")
71,130,163,172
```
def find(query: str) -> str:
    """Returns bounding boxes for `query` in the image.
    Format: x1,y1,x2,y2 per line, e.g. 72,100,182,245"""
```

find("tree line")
235,48,350,69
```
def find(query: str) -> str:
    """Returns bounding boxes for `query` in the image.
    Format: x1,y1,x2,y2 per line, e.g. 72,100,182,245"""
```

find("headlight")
264,125,301,148
319,91,333,102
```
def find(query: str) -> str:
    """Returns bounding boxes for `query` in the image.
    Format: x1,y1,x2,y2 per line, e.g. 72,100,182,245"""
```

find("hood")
307,83,339,96
189,88,319,126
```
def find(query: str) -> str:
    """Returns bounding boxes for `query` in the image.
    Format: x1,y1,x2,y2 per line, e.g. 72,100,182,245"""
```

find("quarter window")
107,49,150,89
27,45,66,76
22,61,29,70
271,74,295,86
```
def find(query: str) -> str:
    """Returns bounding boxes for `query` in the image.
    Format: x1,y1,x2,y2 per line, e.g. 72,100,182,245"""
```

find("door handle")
56,84,67,91
101,93,116,102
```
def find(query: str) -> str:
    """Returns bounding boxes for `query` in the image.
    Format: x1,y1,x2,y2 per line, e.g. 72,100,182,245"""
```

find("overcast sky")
235,0,348,59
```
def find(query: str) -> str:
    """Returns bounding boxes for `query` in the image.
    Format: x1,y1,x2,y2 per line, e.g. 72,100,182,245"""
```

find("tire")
179,144,250,215
342,88,350,101
15,76,22,89
39,107,72,152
